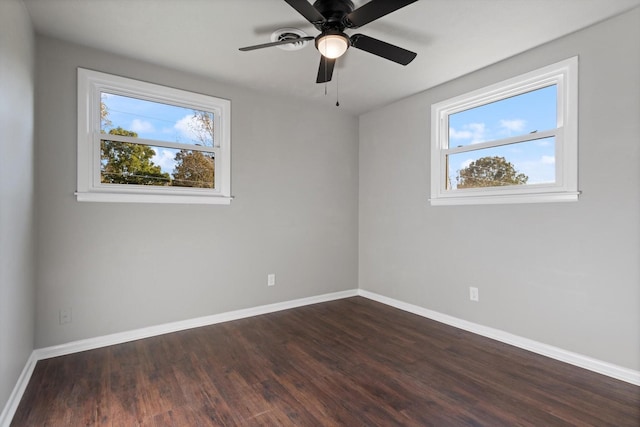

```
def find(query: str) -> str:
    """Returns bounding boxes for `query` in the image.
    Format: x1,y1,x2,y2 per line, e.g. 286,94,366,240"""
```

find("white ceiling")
24,0,640,115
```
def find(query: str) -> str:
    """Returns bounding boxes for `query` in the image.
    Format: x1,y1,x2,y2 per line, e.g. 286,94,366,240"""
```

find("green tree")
172,150,214,188
101,127,170,186
171,110,215,188
456,156,528,188
100,102,215,188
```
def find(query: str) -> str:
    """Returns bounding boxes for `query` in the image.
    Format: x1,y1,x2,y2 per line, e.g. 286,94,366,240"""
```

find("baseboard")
358,289,640,386
0,351,38,427
35,289,359,360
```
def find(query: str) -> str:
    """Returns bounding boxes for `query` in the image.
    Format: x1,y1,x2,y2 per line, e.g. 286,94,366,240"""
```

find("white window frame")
76,68,232,204
430,57,579,206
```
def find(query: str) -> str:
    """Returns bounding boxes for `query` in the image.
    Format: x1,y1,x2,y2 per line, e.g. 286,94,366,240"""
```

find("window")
77,68,231,204
430,57,579,205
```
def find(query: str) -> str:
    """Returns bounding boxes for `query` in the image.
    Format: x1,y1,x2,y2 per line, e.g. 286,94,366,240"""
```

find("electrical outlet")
59,308,72,324
469,287,479,302
267,273,276,287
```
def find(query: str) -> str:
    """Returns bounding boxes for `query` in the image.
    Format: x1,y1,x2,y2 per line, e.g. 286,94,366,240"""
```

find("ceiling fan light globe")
316,34,349,59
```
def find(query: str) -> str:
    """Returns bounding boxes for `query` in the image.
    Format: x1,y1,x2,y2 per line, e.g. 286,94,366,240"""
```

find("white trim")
445,129,558,155
0,352,38,427
430,57,579,206
429,191,580,206
35,289,358,360
95,133,216,153
357,289,640,386
75,191,233,205
77,68,232,204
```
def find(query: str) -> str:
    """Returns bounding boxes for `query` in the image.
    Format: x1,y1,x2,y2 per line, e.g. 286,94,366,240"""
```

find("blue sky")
101,93,212,172
448,85,557,186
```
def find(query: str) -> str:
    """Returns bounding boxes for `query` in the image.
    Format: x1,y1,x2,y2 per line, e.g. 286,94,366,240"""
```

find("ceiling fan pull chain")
324,55,328,96
336,64,340,107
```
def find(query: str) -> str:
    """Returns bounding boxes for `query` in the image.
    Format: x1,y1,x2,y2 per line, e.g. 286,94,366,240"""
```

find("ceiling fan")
239,0,418,83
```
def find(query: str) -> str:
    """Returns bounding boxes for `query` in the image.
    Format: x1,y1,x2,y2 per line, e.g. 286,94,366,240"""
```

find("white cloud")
174,114,211,145
541,155,555,164
151,148,176,173
174,115,194,139
130,119,155,134
467,123,485,133
450,128,473,139
467,123,486,144
499,119,526,134
536,139,552,147
449,122,486,145
518,156,556,184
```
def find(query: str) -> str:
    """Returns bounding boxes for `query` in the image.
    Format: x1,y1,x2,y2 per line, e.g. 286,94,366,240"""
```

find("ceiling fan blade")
345,0,418,28
239,36,314,51
350,34,416,65
283,0,325,26
316,56,336,83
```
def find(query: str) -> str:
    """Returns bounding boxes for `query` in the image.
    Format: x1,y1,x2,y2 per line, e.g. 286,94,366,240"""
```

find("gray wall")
359,8,640,371
8,3,638,399
34,37,359,348
0,0,35,414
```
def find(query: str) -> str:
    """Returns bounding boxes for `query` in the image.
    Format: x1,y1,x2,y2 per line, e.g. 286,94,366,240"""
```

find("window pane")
101,93,214,147
101,140,214,189
447,137,555,190
448,85,556,147
171,149,215,189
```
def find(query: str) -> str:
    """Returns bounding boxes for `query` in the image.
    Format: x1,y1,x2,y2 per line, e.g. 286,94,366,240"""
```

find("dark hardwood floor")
12,297,640,426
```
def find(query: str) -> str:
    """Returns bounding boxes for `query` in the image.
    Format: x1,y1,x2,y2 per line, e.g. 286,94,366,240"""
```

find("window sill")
75,191,233,205
429,191,580,206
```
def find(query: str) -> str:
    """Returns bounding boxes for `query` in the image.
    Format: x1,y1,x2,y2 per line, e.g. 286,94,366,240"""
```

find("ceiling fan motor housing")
312,0,355,57
312,0,355,29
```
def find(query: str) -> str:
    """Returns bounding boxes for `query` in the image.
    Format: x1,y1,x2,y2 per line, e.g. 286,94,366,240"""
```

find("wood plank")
11,297,640,426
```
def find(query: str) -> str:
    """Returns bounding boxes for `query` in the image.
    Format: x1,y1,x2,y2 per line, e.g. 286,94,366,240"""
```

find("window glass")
100,140,170,186
447,138,555,189
171,150,214,188
100,141,215,188
429,57,578,205
99,93,217,190
101,93,214,147
448,85,557,147
77,68,231,204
